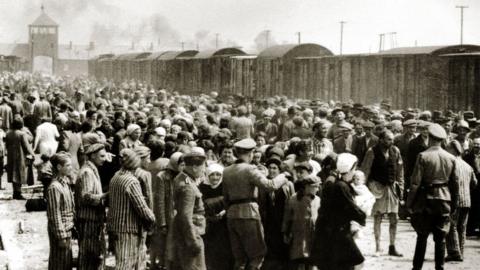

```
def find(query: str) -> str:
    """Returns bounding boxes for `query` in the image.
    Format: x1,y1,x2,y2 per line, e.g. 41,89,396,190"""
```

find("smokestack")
69,41,73,50
89,41,95,51
131,41,135,50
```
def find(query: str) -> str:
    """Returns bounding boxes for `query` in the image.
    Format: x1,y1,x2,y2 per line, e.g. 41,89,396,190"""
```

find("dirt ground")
1,180,480,270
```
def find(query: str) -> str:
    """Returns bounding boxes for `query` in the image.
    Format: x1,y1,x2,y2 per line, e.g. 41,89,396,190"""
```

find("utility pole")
215,33,219,49
456,5,468,44
296,32,301,44
387,32,397,49
196,42,199,51
378,33,385,52
265,30,270,48
339,21,346,55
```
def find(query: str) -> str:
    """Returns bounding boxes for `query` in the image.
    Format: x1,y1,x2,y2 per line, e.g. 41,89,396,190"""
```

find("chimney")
131,41,135,50
69,41,73,49
89,41,95,51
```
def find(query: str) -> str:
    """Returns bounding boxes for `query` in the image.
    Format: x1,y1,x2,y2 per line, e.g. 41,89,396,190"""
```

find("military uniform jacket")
222,160,286,220
406,146,459,215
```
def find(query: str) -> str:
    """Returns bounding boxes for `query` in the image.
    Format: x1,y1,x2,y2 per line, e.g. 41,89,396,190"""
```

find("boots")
388,245,403,257
12,191,26,200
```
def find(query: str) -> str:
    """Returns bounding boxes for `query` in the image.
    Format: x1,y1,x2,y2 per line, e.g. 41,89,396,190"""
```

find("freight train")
88,44,480,114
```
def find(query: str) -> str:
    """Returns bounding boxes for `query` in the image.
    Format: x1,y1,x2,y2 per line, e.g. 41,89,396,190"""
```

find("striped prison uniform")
75,161,106,270
108,169,156,270
46,176,75,270
447,157,478,257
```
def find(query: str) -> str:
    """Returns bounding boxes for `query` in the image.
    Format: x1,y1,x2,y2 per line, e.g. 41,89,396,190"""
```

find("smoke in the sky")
254,30,278,52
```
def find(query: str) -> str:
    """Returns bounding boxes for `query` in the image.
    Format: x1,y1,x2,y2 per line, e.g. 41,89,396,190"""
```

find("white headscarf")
336,153,358,174
206,163,224,189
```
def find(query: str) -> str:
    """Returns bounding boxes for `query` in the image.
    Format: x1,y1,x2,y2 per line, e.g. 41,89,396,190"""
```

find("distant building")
0,6,133,76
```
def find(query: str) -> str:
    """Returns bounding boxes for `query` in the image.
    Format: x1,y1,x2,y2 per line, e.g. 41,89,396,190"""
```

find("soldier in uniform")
222,138,289,270
406,124,459,270
171,151,207,270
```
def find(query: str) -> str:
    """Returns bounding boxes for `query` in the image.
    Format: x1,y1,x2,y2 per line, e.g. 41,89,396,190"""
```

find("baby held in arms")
350,170,376,239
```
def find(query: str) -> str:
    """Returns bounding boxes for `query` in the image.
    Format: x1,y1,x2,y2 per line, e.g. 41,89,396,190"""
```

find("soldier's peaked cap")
234,138,256,151
428,123,447,140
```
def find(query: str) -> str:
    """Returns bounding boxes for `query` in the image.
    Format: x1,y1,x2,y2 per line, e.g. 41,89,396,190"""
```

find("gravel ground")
1,183,480,270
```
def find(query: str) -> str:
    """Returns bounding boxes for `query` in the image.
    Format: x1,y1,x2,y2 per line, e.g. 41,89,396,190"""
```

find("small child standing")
283,175,321,270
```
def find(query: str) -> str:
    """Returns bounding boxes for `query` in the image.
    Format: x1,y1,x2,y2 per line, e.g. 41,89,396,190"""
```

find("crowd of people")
0,70,478,270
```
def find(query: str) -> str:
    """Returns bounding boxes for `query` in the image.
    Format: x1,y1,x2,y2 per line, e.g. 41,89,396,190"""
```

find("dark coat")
351,134,378,166
5,129,34,184
406,135,428,183
310,179,366,269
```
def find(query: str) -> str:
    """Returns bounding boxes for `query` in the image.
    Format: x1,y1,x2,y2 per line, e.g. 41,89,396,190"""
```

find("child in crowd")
283,176,321,270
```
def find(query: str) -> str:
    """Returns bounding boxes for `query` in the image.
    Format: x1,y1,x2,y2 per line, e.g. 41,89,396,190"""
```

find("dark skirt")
310,226,364,269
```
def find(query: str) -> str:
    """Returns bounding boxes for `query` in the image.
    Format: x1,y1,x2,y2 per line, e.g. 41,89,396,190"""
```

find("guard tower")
28,5,58,74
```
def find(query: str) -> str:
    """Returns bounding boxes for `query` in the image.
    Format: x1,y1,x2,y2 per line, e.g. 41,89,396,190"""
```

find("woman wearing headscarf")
199,163,233,270
119,124,143,152
46,152,75,270
310,153,366,270
150,152,184,270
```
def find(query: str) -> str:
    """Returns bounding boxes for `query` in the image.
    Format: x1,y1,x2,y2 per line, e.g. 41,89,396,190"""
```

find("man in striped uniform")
75,143,108,270
446,140,478,261
108,149,156,270
46,154,75,270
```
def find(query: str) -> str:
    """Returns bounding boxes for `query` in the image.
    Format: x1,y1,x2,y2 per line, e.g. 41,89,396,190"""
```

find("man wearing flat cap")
223,138,289,270
352,120,378,165
327,108,348,141
407,124,459,270
75,143,108,270
406,121,430,191
333,122,353,154
171,150,207,270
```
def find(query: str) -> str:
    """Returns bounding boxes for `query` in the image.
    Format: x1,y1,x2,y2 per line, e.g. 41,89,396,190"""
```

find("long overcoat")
5,129,34,184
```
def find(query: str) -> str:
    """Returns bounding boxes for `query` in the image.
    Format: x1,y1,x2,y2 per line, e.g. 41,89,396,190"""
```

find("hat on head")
167,152,184,172
84,143,105,155
464,111,475,120
353,103,364,109
457,120,470,130
299,175,321,186
428,123,447,140
134,146,151,159
331,108,344,115
234,138,256,151
336,153,358,174
262,108,276,118
267,146,285,159
154,127,166,137
294,161,313,172
362,121,375,128
265,157,282,168
126,124,141,136
417,120,431,128
403,119,418,127
338,122,353,131
183,149,207,165
120,149,141,170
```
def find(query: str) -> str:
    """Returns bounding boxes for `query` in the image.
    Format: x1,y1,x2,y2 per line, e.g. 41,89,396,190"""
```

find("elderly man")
75,143,108,270
223,138,289,270
407,124,459,270
108,149,156,270
361,130,404,257
171,150,208,270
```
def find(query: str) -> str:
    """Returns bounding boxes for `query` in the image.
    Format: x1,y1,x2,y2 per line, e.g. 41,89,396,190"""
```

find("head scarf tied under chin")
120,148,141,170
336,153,358,174
126,124,141,137
206,163,224,188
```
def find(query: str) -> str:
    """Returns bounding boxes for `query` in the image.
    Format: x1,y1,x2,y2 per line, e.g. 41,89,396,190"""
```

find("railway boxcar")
96,54,115,81
293,45,480,112
256,44,333,98
189,47,246,96
155,50,198,91
140,52,166,86
229,55,257,97
131,52,152,84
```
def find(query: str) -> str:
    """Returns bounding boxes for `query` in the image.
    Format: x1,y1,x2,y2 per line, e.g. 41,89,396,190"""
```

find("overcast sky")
0,0,478,54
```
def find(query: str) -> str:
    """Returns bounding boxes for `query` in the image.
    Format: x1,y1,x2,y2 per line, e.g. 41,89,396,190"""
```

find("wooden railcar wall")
447,56,480,115
230,58,256,97
293,55,449,111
